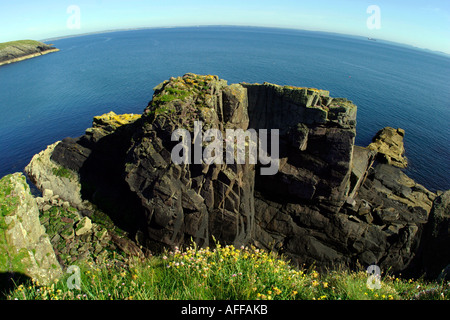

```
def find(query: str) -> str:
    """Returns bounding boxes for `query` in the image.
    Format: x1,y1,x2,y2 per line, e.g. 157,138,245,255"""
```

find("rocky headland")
0,40,59,66
1,74,448,286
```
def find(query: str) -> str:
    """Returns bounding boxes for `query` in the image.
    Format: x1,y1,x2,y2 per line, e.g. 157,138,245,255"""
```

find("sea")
0,26,449,192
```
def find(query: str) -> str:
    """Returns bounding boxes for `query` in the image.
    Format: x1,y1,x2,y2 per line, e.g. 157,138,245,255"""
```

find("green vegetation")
0,174,18,218
146,75,215,127
51,166,74,180
3,242,449,300
155,87,191,103
0,175,19,266
0,174,29,273
0,40,44,51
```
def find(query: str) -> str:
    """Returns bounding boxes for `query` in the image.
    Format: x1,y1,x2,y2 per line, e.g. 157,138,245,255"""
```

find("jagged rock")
412,190,450,279
351,163,438,271
60,227,74,240
109,232,145,258
24,74,448,277
38,201,138,267
43,189,53,199
75,217,92,236
25,142,85,209
0,173,62,285
87,111,141,142
368,127,408,168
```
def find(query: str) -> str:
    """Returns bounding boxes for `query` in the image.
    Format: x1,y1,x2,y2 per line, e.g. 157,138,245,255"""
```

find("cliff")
0,173,62,286
21,74,449,279
0,40,59,66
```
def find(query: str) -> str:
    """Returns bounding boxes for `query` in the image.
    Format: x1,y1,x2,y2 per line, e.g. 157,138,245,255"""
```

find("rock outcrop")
24,74,449,278
0,40,59,66
367,127,408,168
0,173,62,285
26,142,85,209
35,190,145,269
412,190,450,280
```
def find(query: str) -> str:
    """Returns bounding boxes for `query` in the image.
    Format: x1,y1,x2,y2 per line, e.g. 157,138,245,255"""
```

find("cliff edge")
0,40,59,66
23,74,450,279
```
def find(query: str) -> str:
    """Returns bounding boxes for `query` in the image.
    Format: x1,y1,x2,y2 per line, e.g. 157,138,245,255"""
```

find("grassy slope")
0,40,47,51
3,243,449,300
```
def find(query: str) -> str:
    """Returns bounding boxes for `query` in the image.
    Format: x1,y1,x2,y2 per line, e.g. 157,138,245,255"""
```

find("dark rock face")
124,74,256,251
31,74,449,277
410,190,450,279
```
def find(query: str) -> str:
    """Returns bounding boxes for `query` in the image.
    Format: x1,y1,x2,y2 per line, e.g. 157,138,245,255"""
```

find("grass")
156,87,191,103
0,175,19,218
0,40,46,51
2,241,448,301
51,166,74,180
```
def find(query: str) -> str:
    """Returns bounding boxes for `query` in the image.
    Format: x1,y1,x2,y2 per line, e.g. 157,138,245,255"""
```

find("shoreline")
0,48,60,66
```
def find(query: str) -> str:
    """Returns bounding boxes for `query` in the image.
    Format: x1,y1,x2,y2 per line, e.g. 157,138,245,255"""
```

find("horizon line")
38,24,450,57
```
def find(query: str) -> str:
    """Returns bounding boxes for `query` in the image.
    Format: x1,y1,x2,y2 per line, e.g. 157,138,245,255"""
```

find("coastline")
0,48,60,66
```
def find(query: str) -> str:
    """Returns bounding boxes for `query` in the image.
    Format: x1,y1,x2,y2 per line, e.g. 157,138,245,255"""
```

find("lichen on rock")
367,127,408,168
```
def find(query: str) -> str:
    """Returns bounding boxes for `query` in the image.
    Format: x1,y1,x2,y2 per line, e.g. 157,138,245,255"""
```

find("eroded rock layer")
25,74,449,277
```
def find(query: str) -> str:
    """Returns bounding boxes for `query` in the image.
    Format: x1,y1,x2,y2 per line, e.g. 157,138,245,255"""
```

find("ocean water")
0,26,448,192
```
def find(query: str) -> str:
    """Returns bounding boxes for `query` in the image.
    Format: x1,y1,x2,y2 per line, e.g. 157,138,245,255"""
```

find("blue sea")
0,26,449,192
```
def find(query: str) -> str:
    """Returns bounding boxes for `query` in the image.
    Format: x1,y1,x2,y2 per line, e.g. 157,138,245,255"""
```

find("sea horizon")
1,26,449,192
39,25,450,58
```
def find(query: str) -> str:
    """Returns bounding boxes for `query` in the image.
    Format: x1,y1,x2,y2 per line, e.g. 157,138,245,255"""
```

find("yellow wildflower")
273,287,282,295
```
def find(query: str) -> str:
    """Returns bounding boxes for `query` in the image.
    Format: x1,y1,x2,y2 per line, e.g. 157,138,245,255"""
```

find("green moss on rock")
51,166,74,180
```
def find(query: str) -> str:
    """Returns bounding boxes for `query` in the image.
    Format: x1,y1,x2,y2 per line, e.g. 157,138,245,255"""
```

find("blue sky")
1,0,449,53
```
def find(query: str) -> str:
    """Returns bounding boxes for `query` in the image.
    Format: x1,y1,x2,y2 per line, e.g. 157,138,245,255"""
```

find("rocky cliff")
24,74,449,279
1,160,145,289
0,173,62,286
0,40,59,66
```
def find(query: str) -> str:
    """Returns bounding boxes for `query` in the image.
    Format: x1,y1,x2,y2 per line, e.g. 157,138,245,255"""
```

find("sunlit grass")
3,242,449,300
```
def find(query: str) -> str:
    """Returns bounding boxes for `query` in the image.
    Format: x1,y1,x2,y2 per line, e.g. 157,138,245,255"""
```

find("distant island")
0,40,59,66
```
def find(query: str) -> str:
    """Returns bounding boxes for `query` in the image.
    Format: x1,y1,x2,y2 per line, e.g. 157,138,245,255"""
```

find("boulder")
25,142,84,209
75,217,92,236
368,127,408,168
87,111,141,142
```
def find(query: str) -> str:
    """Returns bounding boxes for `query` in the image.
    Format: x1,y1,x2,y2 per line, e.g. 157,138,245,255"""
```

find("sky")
0,0,449,54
